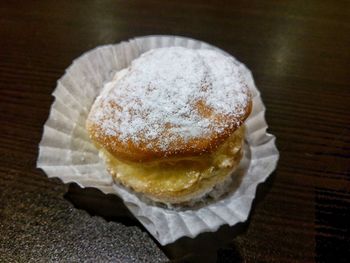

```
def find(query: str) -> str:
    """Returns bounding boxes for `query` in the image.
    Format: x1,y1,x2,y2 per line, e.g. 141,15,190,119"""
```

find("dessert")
86,47,252,204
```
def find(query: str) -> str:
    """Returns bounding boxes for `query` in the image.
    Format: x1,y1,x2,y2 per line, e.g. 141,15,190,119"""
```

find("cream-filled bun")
86,47,252,204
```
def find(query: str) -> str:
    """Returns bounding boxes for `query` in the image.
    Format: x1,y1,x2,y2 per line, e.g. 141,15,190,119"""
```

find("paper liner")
37,35,279,245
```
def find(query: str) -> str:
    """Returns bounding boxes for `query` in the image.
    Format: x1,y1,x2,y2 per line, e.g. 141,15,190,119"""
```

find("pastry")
86,47,252,204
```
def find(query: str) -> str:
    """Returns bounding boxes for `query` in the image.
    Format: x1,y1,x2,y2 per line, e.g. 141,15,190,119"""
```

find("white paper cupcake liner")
37,35,279,245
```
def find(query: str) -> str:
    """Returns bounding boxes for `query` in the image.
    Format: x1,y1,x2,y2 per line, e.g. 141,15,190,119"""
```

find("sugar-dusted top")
87,47,251,161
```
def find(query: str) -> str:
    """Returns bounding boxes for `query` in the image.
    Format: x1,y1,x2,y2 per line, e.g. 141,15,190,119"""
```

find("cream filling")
100,126,245,197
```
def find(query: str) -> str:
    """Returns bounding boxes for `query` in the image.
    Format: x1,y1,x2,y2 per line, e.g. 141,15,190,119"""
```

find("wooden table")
1,1,349,262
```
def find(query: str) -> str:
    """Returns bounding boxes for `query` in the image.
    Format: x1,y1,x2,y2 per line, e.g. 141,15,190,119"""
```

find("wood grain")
0,0,349,262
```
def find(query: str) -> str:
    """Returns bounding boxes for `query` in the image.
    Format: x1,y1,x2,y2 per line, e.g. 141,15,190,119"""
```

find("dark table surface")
1,1,349,262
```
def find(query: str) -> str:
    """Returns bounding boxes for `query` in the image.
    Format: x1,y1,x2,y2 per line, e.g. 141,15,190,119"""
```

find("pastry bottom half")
100,127,245,204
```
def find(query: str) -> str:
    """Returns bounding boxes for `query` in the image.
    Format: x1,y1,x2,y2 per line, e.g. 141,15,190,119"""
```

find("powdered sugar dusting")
88,47,250,151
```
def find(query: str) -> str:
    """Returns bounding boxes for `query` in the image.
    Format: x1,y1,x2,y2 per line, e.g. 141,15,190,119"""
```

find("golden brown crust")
86,47,252,162
86,99,251,162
